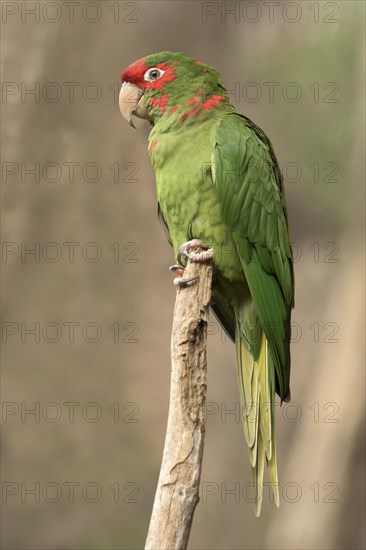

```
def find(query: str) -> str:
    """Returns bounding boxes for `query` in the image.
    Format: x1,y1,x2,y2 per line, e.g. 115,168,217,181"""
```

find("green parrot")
119,52,294,516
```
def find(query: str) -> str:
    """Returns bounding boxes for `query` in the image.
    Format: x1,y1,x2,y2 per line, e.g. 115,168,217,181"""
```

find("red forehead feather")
121,59,177,89
120,57,148,86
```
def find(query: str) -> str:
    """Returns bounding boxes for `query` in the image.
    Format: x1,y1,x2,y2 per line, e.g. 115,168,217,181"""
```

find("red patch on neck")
149,94,169,113
184,86,204,107
149,139,157,153
180,94,226,122
185,96,199,106
202,94,226,109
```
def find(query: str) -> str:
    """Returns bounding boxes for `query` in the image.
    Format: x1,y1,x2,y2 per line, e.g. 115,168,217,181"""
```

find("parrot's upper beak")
119,81,150,129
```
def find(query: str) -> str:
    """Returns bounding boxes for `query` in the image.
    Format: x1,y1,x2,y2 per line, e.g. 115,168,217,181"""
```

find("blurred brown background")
1,1,365,549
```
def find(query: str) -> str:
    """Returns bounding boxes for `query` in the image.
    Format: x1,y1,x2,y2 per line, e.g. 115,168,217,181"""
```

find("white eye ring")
144,68,165,82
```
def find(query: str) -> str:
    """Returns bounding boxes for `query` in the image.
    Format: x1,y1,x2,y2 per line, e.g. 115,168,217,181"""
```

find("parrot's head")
119,51,231,130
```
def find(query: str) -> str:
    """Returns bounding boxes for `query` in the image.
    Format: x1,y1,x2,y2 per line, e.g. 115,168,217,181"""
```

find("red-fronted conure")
119,52,294,516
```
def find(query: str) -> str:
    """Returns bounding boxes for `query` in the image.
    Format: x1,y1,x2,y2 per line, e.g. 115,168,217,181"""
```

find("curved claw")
169,265,183,272
177,249,187,268
177,239,213,266
174,276,199,288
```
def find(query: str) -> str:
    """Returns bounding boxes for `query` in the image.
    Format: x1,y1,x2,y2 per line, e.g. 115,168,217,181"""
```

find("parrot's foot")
173,275,199,288
177,239,213,267
169,264,198,287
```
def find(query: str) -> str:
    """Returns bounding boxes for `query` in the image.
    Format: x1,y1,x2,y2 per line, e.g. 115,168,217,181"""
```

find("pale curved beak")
119,82,150,128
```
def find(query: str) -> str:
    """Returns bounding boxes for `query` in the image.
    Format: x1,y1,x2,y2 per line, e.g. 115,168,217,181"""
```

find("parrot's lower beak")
119,82,150,128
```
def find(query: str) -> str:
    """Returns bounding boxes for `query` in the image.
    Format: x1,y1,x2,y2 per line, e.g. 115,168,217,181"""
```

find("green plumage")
123,52,294,515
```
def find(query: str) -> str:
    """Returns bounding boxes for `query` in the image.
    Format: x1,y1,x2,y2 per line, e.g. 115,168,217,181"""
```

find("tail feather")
259,339,272,458
252,429,265,517
269,436,280,507
249,366,260,467
236,331,279,516
236,339,257,454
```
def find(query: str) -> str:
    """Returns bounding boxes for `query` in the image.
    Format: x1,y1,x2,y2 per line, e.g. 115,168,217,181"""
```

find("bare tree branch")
145,257,213,550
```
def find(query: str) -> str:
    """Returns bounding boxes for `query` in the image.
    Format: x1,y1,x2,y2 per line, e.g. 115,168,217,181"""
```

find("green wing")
213,112,294,400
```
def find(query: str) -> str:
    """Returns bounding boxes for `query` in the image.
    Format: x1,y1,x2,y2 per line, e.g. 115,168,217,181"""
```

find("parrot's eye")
144,68,165,82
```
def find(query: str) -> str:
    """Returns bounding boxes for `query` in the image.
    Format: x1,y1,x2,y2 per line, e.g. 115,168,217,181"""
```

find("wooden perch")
145,257,213,550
